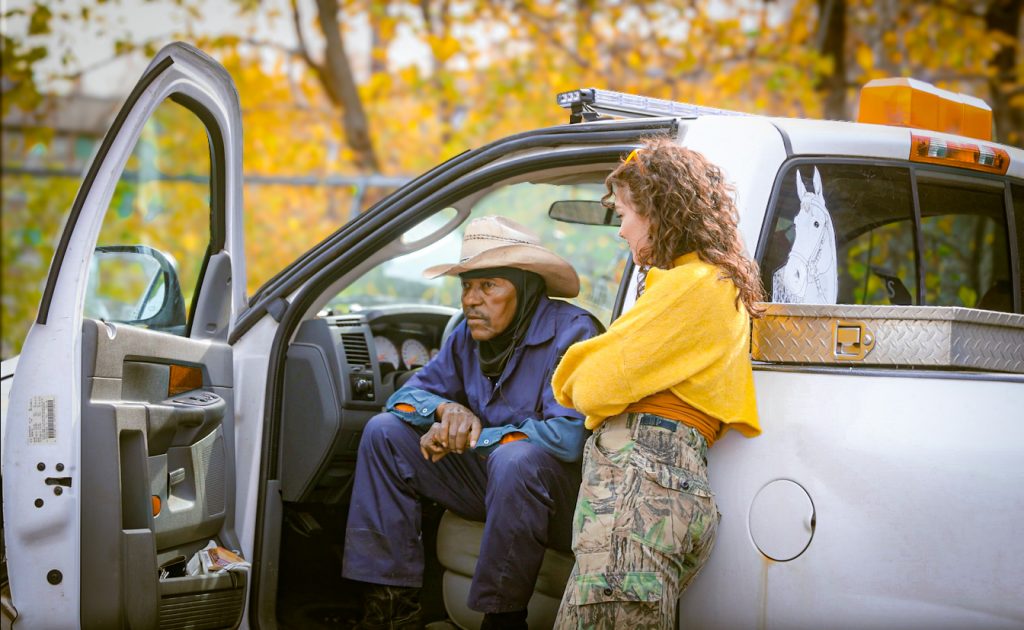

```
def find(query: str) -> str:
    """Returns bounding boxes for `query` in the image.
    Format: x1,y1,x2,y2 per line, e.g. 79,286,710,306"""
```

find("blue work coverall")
342,296,600,613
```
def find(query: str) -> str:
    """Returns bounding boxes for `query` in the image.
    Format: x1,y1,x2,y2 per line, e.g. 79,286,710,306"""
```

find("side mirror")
548,199,621,227
85,245,186,333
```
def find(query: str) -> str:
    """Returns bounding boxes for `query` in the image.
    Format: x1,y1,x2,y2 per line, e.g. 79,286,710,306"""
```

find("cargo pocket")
620,455,715,556
571,435,628,556
569,571,663,606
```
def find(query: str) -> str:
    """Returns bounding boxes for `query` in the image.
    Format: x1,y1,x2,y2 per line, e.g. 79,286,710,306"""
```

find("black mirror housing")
548,199,621,227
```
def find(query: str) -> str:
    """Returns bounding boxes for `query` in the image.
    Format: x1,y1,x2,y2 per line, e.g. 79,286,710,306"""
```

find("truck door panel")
80,319,243,628
2,43,246,628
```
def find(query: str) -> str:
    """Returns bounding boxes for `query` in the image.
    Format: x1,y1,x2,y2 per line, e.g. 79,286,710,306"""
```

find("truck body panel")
681,367,1024,627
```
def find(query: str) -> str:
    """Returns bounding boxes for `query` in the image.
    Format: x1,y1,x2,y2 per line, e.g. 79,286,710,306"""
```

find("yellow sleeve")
551,326,636,420
552,266,746,421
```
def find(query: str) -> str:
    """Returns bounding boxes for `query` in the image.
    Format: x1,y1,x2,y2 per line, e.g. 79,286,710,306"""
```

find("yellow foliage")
2,0,1022,357
856,44,874,74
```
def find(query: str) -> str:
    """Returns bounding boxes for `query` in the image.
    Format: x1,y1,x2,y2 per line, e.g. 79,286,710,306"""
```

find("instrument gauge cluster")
401,339,431,369
374,335,400,369
371,332,439,371
339,304,459,376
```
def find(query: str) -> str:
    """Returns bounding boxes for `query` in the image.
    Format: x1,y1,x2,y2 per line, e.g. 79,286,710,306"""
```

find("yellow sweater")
552,252,761,438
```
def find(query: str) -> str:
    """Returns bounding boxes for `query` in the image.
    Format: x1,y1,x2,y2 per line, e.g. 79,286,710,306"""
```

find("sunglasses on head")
623,148,647,173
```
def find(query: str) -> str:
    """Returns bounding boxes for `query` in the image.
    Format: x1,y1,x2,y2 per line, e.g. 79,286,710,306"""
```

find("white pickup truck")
3,42,1022,629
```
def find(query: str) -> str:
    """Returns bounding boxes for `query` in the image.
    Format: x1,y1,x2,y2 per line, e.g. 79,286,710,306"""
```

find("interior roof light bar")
556,88,751,124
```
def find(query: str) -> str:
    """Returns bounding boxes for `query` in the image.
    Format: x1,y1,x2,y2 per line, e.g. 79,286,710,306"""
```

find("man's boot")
353,584,423,630
480,609,528,630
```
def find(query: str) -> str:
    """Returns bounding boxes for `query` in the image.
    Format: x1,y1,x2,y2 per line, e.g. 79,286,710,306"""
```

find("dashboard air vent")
340,332,372,366
332,314,364,326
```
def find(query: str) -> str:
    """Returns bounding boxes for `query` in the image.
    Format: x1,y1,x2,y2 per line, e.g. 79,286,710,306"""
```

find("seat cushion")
436,511,575,629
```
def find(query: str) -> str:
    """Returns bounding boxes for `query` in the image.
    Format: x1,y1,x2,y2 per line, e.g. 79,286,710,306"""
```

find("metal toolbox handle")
834,320,875,361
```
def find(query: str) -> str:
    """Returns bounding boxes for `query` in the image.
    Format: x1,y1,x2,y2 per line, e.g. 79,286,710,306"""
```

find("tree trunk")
817,0,848,121
368,4,388,76
418,0,455,146
314,0,381,172
985,0,1023,146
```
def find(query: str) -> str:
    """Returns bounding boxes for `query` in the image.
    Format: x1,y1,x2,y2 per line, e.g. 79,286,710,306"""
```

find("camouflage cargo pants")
555,413,719,629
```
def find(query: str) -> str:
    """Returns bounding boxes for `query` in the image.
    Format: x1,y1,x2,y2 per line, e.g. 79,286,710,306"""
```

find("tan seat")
436,511,574,630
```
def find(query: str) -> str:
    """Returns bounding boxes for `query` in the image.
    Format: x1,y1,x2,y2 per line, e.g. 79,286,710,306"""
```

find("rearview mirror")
548,200,621,227
85,245,187,333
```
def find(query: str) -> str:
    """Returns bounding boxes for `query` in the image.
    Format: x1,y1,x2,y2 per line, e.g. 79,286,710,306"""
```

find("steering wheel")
441,310,465,346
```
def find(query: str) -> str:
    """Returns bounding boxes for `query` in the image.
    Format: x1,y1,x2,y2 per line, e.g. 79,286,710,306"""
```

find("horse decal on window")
772,167,838,304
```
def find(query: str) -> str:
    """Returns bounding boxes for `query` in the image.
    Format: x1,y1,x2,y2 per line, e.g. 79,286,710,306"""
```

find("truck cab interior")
266,165,630,628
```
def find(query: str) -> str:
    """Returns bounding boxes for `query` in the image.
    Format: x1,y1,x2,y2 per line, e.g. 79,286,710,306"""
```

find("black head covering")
460,267,546,379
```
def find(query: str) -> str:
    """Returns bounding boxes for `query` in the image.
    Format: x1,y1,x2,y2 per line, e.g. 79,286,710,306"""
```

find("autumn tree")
812,0,1023,144
4,0,1023,357
280,0,1021,160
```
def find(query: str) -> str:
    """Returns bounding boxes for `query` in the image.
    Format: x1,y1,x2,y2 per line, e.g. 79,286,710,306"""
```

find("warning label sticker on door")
29,395,57,444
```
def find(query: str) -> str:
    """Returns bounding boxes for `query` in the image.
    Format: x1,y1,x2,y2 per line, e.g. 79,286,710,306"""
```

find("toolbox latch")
834,320,875,361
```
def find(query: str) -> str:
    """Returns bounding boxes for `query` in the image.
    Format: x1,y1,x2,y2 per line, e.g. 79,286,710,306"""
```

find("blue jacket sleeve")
386,386,451,430
474,313,601,462
475,416,585,462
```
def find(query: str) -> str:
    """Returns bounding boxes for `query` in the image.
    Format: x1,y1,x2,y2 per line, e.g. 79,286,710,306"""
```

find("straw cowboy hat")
423,216,580,298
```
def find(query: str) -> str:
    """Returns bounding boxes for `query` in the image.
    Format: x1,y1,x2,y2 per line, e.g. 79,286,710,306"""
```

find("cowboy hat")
423,216,580,297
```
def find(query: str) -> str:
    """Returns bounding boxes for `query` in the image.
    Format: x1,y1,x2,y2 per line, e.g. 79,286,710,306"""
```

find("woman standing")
552,138,764,629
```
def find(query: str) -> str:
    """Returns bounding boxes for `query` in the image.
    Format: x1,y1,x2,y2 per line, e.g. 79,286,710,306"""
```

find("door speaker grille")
200,433,226,517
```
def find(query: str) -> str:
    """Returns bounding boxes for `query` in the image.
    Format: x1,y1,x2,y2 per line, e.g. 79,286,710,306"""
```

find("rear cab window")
1010,183,1024,311
762,160,1020,314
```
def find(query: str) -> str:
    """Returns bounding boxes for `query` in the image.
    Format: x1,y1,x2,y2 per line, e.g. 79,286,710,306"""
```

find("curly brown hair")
604,137,766,317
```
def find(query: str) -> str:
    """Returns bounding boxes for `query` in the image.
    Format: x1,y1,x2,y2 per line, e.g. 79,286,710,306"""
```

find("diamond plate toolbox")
751,304,1024,373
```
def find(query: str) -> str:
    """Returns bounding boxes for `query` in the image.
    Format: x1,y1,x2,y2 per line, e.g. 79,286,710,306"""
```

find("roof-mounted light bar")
909,134,1009,174
556,88,750,124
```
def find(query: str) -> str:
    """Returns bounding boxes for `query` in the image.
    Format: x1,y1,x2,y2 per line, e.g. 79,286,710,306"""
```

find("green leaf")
28,3,52,35
27,45,47,62
957,285,977,306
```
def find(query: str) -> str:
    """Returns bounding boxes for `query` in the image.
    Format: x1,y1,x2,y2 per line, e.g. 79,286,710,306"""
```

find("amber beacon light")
857,77,993,140
858,78,1009,174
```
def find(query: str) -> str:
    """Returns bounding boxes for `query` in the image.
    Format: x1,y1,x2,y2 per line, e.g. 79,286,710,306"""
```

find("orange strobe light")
910,134,1010,174
858,78,993,141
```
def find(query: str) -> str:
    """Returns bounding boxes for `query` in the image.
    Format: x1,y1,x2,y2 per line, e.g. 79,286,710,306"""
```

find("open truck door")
3,42,247,628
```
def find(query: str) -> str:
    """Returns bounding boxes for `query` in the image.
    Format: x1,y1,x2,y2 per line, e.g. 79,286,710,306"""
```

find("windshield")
326,180,626,325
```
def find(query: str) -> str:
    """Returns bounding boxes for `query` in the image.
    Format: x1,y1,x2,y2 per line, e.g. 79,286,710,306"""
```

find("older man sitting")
342,216,601,629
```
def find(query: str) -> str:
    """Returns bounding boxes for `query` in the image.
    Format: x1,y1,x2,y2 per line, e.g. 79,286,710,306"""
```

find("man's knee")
360,412,415,453
487,441,557,488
